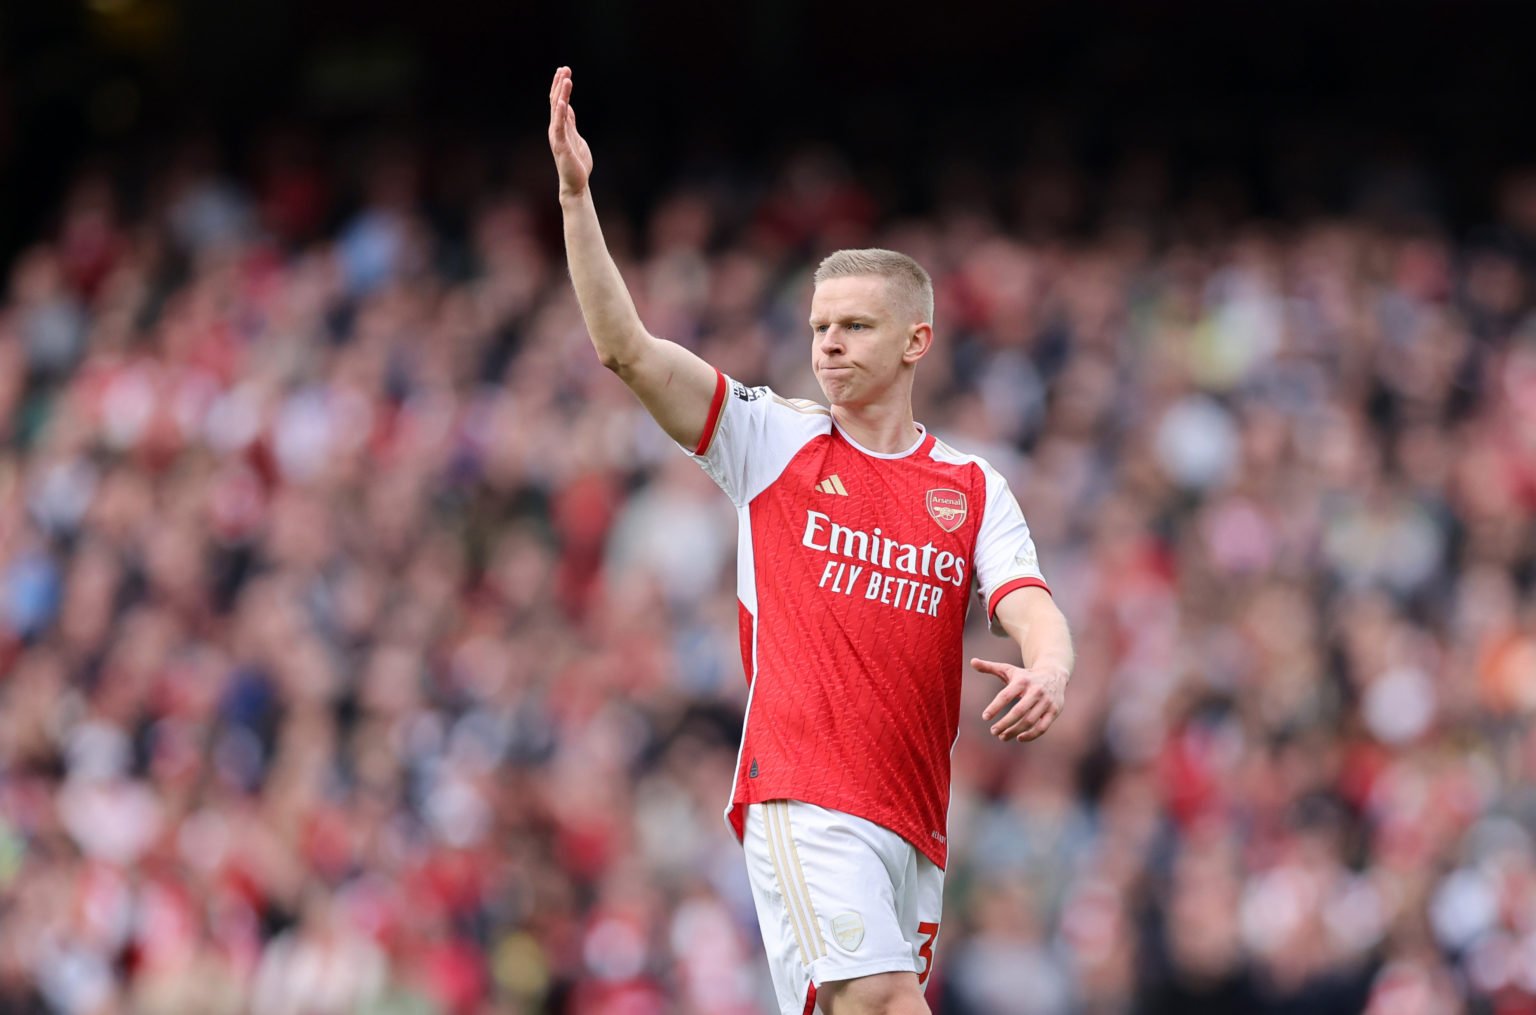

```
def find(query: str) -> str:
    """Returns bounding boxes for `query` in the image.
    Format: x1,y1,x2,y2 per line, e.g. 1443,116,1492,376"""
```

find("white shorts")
741,799,945,1015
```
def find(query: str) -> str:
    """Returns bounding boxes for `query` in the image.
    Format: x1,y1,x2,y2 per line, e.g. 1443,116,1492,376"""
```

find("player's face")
809,276,921,407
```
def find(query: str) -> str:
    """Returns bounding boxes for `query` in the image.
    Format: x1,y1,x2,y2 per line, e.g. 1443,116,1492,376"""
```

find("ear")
901,323,934,365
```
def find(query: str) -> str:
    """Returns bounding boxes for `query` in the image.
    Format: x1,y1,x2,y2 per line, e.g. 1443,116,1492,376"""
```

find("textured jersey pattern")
686,372,1048,869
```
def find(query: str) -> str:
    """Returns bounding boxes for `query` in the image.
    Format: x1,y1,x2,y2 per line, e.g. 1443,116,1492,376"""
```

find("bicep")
611,336,723,451
971,460,1051,633
991,584,1061,641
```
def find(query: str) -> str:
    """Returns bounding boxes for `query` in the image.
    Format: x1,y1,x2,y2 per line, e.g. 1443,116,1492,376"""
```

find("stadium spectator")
0,131,1530,1013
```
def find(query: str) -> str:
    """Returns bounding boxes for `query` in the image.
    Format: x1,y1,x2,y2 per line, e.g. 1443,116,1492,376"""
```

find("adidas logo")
816,474,849,495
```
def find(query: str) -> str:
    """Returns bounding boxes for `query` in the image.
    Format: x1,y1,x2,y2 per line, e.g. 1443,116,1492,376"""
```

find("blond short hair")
813,249,934,326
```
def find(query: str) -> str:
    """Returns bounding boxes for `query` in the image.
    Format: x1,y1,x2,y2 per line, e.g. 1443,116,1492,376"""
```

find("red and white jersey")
686,370,1050,869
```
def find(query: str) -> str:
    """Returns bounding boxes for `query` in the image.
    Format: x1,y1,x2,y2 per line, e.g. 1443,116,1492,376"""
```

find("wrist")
1034,662,1072,685
559,187,591,207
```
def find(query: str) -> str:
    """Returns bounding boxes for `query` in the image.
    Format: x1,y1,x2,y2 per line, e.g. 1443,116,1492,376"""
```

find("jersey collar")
832,419,933,460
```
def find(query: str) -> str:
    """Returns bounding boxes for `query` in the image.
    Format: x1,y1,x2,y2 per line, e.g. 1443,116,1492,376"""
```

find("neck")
830,400,921,455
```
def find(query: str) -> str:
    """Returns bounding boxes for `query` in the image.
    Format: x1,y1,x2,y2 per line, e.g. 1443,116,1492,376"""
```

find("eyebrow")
808,314,879,326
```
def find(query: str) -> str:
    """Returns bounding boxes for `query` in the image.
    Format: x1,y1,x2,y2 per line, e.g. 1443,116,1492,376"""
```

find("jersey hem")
808,956,920,986
729,791,949,871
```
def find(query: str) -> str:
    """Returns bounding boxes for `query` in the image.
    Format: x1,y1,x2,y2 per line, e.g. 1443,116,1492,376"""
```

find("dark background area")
3,0,1535,270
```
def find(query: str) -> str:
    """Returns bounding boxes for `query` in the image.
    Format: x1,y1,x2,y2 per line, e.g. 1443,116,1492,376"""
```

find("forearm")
1017,603,1073,679
976,587,1073,742
547,69,719,448
559,189,650,372
997,589,1074,680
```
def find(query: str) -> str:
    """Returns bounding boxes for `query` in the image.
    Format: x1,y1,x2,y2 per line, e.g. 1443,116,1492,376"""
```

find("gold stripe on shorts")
778,802,828,957
758,798,817,958
768,800,826,961
762,803,814,963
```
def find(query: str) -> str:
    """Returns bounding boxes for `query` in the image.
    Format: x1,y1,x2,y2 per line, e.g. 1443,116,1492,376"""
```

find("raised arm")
548,67,720,449
972,586,1074,743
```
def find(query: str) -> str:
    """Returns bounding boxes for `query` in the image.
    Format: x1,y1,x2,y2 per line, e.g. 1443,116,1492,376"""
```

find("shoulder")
771,392,831,416
727,378,828,414
727,378,770,403
924,434,1018,500
925,434,999,480
713,379,831,464
925,434,983,468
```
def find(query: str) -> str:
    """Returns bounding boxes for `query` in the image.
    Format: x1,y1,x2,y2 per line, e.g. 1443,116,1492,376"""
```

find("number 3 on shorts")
916,921,940,985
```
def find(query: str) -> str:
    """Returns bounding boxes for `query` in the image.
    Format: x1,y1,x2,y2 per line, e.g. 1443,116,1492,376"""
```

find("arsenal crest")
831,912,866,951
926,489,967,532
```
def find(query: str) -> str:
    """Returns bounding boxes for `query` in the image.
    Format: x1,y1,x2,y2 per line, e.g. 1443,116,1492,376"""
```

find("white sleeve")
972,460,1050,635
680,369,828,507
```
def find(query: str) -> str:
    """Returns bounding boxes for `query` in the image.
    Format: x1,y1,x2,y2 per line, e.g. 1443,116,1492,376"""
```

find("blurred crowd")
0,131,1532,1015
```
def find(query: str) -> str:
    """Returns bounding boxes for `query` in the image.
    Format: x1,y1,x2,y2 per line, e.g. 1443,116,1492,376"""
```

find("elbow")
596,332,650,376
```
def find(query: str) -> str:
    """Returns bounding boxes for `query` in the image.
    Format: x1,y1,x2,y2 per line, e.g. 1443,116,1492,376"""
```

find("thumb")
970,657,1012,681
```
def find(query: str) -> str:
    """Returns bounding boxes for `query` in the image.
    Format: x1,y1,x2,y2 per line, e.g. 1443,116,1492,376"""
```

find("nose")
818,326,845,356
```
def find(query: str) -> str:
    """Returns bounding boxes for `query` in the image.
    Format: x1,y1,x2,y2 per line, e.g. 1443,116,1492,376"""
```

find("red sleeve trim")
988,577,1051,621
692,369,728,456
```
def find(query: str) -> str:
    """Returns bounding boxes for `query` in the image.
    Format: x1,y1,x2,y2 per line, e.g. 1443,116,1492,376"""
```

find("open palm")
548,67,593,199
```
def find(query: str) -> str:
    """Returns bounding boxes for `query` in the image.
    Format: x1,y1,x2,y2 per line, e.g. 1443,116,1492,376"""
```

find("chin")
818,381,853,407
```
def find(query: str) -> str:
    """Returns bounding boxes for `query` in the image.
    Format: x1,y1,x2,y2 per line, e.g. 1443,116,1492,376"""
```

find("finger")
1010,700,1057,741
1014,709,1057,742
998,696,1052,739
984,679,1037,723
994,691,1043,734
556,91,574,134
991,690,1044,737
555,86,574,140
550,79,565,128
981,686,1019,722
971,657,1013,681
